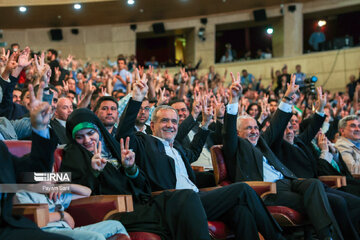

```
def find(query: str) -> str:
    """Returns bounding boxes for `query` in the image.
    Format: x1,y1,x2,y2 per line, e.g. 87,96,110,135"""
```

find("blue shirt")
113,69,132,92
241,74,254,87
309,32,326,51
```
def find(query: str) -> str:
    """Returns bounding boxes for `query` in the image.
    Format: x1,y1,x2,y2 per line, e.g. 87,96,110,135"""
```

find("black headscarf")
60,108,151,203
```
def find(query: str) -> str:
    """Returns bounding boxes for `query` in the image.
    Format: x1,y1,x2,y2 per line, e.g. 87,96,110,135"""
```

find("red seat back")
210,145,231,185
53,148,64,173
4,140,32,157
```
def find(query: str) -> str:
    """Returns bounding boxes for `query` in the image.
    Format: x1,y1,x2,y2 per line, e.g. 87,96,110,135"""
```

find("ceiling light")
74,3,82,10
127,0,135,5
266,27,274,35
19,6,27,13
318,20,326,27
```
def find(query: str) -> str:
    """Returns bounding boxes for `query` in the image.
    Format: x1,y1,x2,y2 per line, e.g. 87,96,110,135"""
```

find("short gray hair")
151,105,179,123
339,115,359,129
237,115,255,132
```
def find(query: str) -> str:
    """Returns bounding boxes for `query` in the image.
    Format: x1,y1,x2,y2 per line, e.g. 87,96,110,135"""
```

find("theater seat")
54,147,161,240
4,140,32,157
210,145,308,228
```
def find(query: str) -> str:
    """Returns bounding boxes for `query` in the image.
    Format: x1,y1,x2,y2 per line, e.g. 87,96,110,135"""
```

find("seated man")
60,107,211,240
0,81,71,239
134,97,152,134
15,184,129,240
335,115,360,174
116,71,285,240
270,87,360,239
223,73,343,240
50,97,73,144
93,96,119,137
171,99,221,170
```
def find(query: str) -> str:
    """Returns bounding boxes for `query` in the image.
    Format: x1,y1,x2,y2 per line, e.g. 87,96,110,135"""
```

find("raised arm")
116,68,148,148
223,72,242,163
13,83,56,174
298,87,326,143
262,74,298,145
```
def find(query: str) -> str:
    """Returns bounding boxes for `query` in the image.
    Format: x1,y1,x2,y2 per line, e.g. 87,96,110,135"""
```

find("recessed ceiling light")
127,0,135,5
74,3,82,10
19,6,27,13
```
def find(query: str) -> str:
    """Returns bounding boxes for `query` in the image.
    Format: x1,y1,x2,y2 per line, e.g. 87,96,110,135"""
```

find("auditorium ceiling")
0,0,313,29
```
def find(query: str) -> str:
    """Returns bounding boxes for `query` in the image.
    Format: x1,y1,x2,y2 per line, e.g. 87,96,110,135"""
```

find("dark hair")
93,96,119,113
47,49,58,58
246,103,262,119
269,98,277,104
169,98,185,107
20,88,29,101
67,90,76,96
10,43,19,48
117,57,126,64
13,87,22,93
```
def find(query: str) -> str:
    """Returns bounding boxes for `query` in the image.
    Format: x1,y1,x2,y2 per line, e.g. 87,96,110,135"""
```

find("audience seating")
210,145,311,237
4,140,32,157
54,148,162,240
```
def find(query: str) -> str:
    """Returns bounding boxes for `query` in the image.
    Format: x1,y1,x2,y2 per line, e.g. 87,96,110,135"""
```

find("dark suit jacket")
50,119,68,144
223,107,297,182
176,116,222,150
0,130,57,228
133,125,152,135
116,98,209,191
0,75,28,120
271,113,325,178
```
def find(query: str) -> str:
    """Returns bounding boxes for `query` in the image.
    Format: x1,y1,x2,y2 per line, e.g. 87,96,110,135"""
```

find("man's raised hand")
29,83,51,130
132,68,148,102
229,72,242,104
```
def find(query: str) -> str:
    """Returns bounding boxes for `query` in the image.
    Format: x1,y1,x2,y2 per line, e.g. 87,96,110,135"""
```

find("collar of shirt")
152,135,173,147
55,118,67,128
135,124,148,134
350,139,360,149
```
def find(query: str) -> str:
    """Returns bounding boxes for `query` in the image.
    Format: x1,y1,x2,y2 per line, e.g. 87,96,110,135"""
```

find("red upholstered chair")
4,140,32,157
54,148,161,240
12,204,131,240
210,145,308,230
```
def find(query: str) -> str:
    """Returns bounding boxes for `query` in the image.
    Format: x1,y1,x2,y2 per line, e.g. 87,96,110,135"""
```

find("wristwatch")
283,96,292,102
55,204,64,221
58,210,64,221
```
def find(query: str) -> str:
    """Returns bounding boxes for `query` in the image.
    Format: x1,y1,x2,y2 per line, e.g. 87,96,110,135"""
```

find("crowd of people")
1,44,360,240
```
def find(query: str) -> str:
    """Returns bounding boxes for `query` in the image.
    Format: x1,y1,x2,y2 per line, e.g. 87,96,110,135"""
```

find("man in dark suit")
0,83,71,240
50,97,73,144
116,72,285,240
223,73,342,240
270,87,360,239
133,97,152,135
171,99,222,187
94,96,120,137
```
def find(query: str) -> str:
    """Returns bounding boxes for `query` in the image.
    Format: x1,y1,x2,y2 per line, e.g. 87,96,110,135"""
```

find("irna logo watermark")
33,172,71,182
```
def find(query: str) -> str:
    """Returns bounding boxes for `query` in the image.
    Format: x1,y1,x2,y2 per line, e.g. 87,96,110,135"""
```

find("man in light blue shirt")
112,58,132,93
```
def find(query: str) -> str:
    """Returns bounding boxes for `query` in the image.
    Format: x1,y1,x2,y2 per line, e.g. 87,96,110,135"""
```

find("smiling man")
336,115,360,174
116,72,285,240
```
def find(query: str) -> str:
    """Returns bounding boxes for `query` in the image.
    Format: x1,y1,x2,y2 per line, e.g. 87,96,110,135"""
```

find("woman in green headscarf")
60,108,210,240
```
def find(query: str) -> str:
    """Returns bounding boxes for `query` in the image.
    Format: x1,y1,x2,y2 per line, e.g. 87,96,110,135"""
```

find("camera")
301,76,318,94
